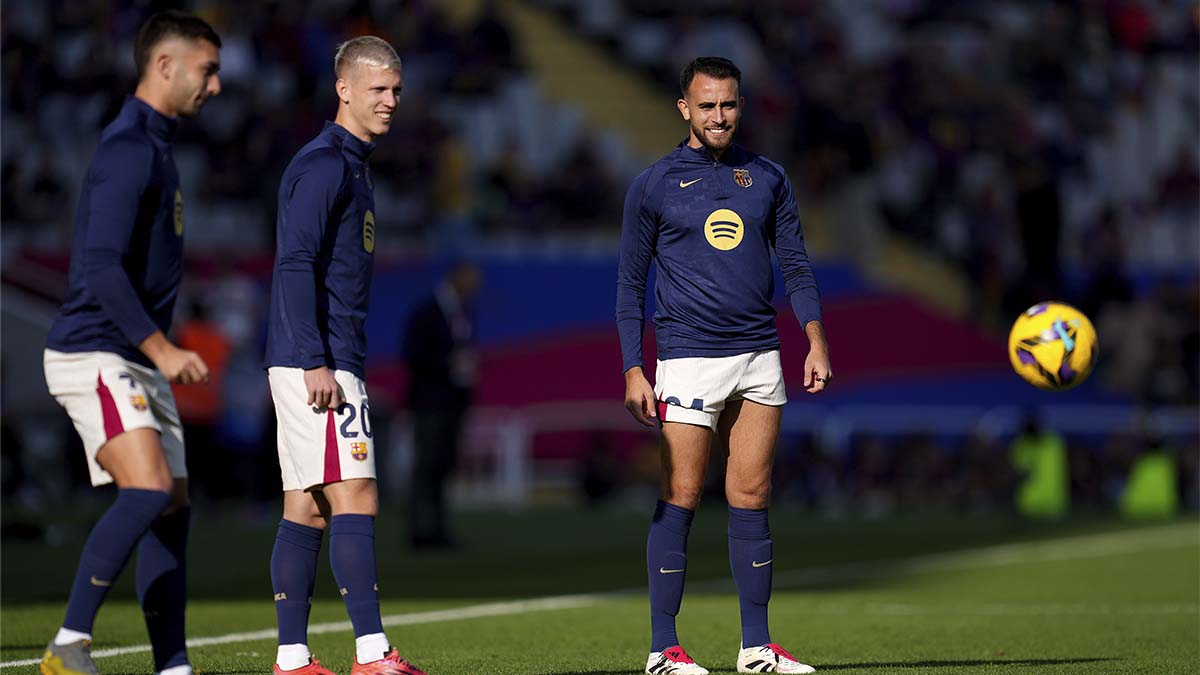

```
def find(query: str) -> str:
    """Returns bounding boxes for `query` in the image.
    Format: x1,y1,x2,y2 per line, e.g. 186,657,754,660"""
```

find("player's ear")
156,50,174,81
335,78,351,105
677,98,690,121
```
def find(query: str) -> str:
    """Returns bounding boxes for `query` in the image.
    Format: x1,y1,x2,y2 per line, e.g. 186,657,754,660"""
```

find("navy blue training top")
46,97,184,368
615,141,822,372
264,122,377,379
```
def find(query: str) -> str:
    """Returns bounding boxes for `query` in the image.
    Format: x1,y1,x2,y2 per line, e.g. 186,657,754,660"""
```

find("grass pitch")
2,508,1196,674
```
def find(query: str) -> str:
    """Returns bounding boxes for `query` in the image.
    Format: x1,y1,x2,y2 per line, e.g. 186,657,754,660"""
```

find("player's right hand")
140,331,210,384
623,367,658,427
156,346,210,384
304,366,343,411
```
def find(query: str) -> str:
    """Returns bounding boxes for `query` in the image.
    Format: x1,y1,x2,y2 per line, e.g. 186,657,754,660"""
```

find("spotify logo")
704,209,743,250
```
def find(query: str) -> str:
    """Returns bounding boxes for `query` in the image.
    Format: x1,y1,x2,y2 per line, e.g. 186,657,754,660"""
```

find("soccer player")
616,57,832,675
264,36,426,675
39,11,221,675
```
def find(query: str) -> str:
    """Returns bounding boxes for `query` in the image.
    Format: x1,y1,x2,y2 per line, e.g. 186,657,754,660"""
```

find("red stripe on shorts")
323,409,341,484
658,400,668,425
96,372,125,440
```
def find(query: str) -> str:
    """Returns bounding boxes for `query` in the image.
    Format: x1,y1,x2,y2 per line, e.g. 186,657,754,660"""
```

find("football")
1008,301,1098,391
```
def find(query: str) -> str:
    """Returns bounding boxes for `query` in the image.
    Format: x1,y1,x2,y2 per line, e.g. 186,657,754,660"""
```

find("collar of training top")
125,96,179,143
677,138,745,165
322,120,376,161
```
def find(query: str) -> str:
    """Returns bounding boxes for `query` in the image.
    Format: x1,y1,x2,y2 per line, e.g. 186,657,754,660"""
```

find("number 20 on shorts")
336,402,372,438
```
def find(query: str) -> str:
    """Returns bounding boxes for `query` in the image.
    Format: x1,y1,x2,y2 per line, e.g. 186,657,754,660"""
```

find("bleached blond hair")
334,36,401,78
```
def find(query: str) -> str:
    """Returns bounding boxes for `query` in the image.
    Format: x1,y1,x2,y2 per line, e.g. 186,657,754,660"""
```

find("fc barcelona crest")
350,442,369,462
733,168,753,188
129,394,148,412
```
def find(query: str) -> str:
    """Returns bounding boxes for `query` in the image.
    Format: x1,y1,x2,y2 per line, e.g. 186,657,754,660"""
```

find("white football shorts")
654,349,787,430
268,367,376,492
43,349,187,487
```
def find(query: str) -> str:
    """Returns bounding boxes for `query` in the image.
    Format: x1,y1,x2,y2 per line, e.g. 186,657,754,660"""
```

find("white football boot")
645,645,710,674
737,643,816,673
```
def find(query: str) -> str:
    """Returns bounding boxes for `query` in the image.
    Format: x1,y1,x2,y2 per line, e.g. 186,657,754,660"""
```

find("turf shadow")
816,657,1118,670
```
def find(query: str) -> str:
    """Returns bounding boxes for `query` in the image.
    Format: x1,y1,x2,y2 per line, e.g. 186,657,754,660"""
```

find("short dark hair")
134,10,221,80
679,56,741,97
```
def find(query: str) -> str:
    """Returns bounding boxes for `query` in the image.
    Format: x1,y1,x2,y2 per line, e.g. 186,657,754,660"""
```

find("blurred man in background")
403,262,482,549
38,11,221,675
617,56,830,675
263,36,427,675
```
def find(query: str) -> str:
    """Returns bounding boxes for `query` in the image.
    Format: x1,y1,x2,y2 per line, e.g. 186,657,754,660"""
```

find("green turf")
2,509,1197,674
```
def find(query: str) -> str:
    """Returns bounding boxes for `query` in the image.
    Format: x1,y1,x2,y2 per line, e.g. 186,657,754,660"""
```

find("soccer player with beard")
263,36,427,675
617,56,832,674
40,11,221,675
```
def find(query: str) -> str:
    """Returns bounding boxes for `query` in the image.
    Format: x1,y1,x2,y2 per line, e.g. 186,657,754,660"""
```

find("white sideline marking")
2,522,1195,668
0,595,601,668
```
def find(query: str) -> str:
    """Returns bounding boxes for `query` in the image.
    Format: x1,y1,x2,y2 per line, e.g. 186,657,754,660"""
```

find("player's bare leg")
282,489,332,528
720,400,779,510
720,400,814,673
96,428,174,492
44,429,178,675
659,422,713,510
644,421,713,674
321,478,379,516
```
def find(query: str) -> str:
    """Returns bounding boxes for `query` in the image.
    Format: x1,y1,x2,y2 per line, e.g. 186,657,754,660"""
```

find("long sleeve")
615,168,660,372
771,169,822,328
82,137,160,347
277,152,343,369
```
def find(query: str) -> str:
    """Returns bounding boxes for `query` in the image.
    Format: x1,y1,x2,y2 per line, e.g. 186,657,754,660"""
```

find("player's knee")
122,471,173,494
324,479,378,516
282,506,326,529
727,482,771,510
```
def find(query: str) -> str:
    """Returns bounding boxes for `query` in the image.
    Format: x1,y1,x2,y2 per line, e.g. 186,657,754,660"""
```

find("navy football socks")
647,500,694,652
728,506,772,647
270,519,324,646
136,507,190,671
63,488,171,634
329,514,384,639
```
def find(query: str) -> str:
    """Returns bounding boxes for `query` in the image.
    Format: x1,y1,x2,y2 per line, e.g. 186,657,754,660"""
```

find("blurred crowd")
1,0,625,249
545,0,1200,403
4,4,1197,364
1,1,1196,519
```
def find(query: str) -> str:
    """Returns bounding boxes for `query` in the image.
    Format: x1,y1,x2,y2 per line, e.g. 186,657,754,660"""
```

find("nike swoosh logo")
90,576,112,587
659,567,686,574
752,559,772,568
679,178,703,188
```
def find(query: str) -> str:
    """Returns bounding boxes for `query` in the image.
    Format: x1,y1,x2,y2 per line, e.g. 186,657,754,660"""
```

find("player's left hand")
803,347,832,394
